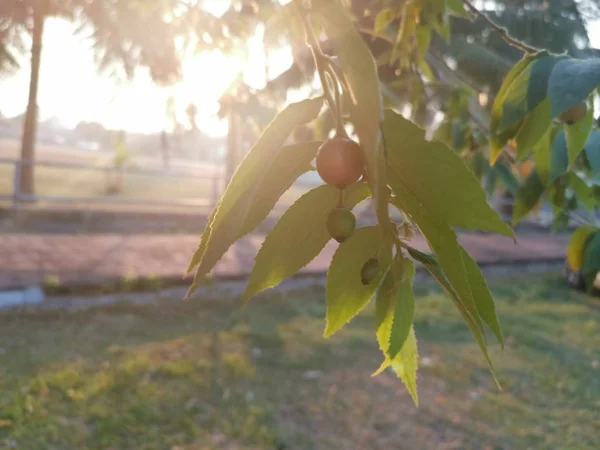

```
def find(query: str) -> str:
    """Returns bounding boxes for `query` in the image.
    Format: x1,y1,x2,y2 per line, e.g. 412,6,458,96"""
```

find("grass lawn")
0,275,599,449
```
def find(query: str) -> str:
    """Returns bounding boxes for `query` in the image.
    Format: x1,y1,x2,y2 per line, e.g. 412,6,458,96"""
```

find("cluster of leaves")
187,0,513,405
490,50,600,291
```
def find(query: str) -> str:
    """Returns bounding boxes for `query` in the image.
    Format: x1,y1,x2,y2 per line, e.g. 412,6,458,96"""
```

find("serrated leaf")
549,129,568,183
584,130,600,174
383,110,512,237
513,170,545,224
495,161,518,194
515,97,551,160
186,98,323,293
548,58,600,117
314,0,387,244
567,225,597,271
374,7,396,34
565,100,594,166
374,327,419,405
460,248,504,347
582,231,600,290
325,225,393,337
490,54,538,164
569,173,595,210
376,258,416,360
243,183,370,302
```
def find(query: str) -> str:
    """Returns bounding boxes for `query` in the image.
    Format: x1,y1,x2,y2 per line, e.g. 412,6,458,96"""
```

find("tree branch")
462,0,538,53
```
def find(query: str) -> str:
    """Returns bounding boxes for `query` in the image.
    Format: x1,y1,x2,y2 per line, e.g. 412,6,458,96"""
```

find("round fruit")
559,102,588,125
360,258,380,285
316,137,365,189
327,207,356,243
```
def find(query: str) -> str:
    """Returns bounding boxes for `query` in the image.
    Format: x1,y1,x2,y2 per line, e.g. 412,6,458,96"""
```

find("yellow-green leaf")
243,183,370,303
515,97,551,161
325,225,393,337
565,100,594,166
567,225,597,271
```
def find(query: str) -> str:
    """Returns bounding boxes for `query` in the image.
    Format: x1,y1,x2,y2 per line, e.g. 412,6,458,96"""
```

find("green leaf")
374,326,419,406
374,7,396,34
568,173,595,210
549,130,568,183
585,130,600,174
515,98,551,160
186,98,323,293
314,0,387,246
513,170,545,224
446,0,469,17
548,58,600,117
490,54,538,164
582,231,600,290
460,248,504,347
325,226,393,337
243,183,370,302
416,26,432,58
376,258,416,360
383,110,512,237
565,100,594,166
495,161,518,195
567,225,597,271
533,126,558,183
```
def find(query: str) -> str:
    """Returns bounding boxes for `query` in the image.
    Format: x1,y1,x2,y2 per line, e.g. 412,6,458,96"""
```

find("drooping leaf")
243,183,371,302
584,130,600,174
460,248,504,347
325,226,393,337
515,98,551,160
565,100,594,166
315,0,390,247
513,170,545,224
186,98,323,293
533,126,558,183
548,58,600,117
582,231,600,290
383,110,512,237
549,130,568,183
374,326,419,406
495,161,518,195
376,258,416,360
568,173,595,210
567,225,597,271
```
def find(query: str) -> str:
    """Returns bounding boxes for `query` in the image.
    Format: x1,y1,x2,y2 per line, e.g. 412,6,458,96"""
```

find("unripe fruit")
360,258,380,285
316,136,365,189
559,102,588,125
327,207,356,243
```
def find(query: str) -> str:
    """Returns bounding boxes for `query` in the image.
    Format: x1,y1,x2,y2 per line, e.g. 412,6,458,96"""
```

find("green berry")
360,258,380,285
327,207,356,243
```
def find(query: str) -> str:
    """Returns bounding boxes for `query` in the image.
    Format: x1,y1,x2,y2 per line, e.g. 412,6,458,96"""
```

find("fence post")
12,159,22,212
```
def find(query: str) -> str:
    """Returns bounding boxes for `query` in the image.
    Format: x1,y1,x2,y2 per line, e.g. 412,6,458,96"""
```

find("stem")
462,0,538,53
295,2,339,126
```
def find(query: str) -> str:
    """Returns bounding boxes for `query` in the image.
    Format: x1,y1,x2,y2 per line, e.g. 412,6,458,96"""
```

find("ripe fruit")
559,102,588,125
327,207,356,243
316,136,365,189
360,258,380,285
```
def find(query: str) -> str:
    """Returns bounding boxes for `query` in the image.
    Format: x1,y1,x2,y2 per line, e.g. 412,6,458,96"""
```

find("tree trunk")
19,6,45,196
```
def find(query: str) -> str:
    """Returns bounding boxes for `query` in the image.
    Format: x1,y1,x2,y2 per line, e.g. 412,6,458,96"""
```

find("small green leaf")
515,98,551,160
384,110,513,237
186,98,323,293
495,161,518,195
548,58,600,117
513,170,545,224
567,225,597,271
582,231,600,290
584,130,600,174
565,100,594,166
374,7,396,34
376,258,416,360
243,183,370,302
549,130,568,183
569,173,595,210
446,0,469,17
416,26,432,58
325,226,393,337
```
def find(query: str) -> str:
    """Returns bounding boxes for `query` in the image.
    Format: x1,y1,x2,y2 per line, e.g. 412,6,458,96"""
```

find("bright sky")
0,11,598,138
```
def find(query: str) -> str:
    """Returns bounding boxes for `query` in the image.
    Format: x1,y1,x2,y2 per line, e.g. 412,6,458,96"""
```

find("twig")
462,0,538,53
